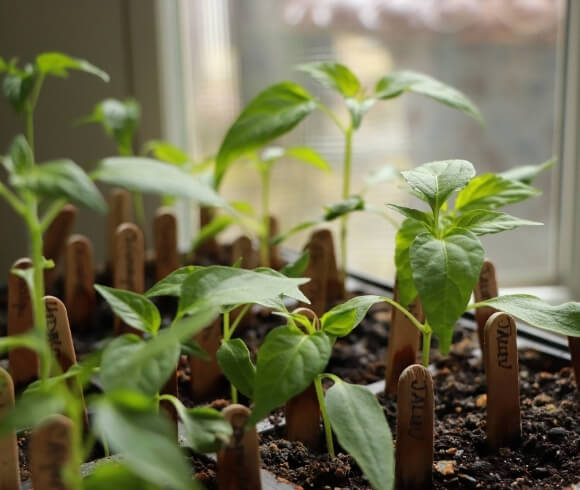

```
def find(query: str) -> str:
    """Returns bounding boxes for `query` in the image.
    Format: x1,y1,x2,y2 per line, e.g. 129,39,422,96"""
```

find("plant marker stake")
484,312,521,449
0,368,20,490
217,404,262,490
107,188,132,267
30,414,76,490
395,364,434,490
197,207,221,261
64,235,96,330
568,337,580,390
385,282,422,395
285,383,321,450
269,216,283,270
231,235,258,269
190,317,223,401
7,258,38,388
312,229,343,302
153,208,180,282
43,204,77,293
300,231,329,317
113,223,145,336
474,259,499,349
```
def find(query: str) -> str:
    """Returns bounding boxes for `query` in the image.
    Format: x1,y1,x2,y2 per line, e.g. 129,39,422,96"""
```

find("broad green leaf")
11,159,107,213
280,250,310,278
452,210,542,236
321,295,384,337
375,70,483,124
95,285,161,336
93,157,227,208
324,195,365,220
345,97,376,129
216,339,256,398
178,266,309,316
386,204,433,228
297,61,360,97
4,134,33,174
180,338,210,360
472,294,580,337
190,214,235,253
410,228,484,353
93,399,191,490
143,140,190,166
0,57,6,71
499,157,555,184
36,52,109,82
363,164,400,191
284,146,331,172
248,327,333,425
454,174,541,212
401,160,475,213
326,381,394,490
84,462,164,490
100,335,179,396
145,266,198,298
394,218,428,307
2,67,36,112
215,82,316,187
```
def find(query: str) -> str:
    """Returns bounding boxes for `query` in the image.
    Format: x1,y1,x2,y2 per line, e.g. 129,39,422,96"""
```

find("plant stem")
40,199,66,232
25,73,45,158
133,191,146,231
317,102,347,134
314,375,335,458
382,297,427,334
260,166,271,267
339,128,353,287
222,312,230,340
421,327,432,367
229,304,251,338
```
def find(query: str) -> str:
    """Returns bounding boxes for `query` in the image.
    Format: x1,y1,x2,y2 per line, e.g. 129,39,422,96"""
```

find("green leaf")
11,159,107,213
0,330,45,356
84,462,164,490
100,335,179,396
324,195,365,220
190,214,235,253
321,295,384,337
249,326,333,425
499,157,555,185
375,70,483,124
363,164,400,191
95,285,161,336
93,398,192,490
2,68,36,112
280,250,310,278
178,266,309,316
345,97,376,129
216,339,255,399
180,338,210,360
410,229,484,353
454,174,541,212
326,381,394,490
386,204,433,228
473,294,580,338
215,82,316,187
284,146,331,172
4,134,33,175
0,57,6,72
36,52,109,81
145,266,199,298
401,160,475,213
143,140,190,166
452,210,542,236
297,61,360,97
394,218,429,307
93,157,227,208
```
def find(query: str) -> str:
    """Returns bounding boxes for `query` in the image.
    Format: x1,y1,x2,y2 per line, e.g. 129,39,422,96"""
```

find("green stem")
222,312,230,340
260,166,271,267
382,297,428,334
231,385,238,404
229,304,251,338
25,73,45,157
133,192,146,231
314,375,335,458
0,181,27,216
317,102,347,134
421,327,432,367
339,128,353,286
39,199,66,232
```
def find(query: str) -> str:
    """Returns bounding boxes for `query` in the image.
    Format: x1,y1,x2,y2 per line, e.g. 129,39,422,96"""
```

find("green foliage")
35,52,109,81
321,295,384,337
297,61,361,97
217,339,256,398
84,462,167,490
451,210,542,236
279,250,310,278
145,265,199,298
190,214,235,253
143,140,190,166
499,157,555,184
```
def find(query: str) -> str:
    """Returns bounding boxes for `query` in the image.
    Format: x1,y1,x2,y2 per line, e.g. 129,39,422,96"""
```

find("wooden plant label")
385,284,422,395
268,216,282,269
154,208,180,282
190,318,223,401
568,337,580,390
395,364,434,490
300,232,329,317
197,206,220,261
7,258,38,387
484,312,521,449
0,368,20,490
113,223,145,336
311,229,343,302
107,188,132,266
217,404,261,490
231,235,258,269
43,204,77,293
474,259,499,349
30,414,76,490
285,383,320,450
44,296,78,374
65,235,96,329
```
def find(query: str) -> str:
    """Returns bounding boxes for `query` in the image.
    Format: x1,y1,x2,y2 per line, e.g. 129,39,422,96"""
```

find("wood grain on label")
568,337,580,391
43,204,77,293
396,364,434,490
44,296,77,375
30,415,75,490
7,258,38,387
0,368,20,490
285,383,320,449
107,189,132,265
311,229,343,302
484,312,521,449
474,259,499,349
268,216,282,270
190,318,223,401
231,235,258,269
217,404,262,490
154,208,180,282
65,235,96,330
113,223,145,336
300,232,329,317
385,283,422,395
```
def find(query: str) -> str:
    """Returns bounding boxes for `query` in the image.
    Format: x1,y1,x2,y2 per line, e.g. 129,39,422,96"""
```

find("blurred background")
1,0,579,299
